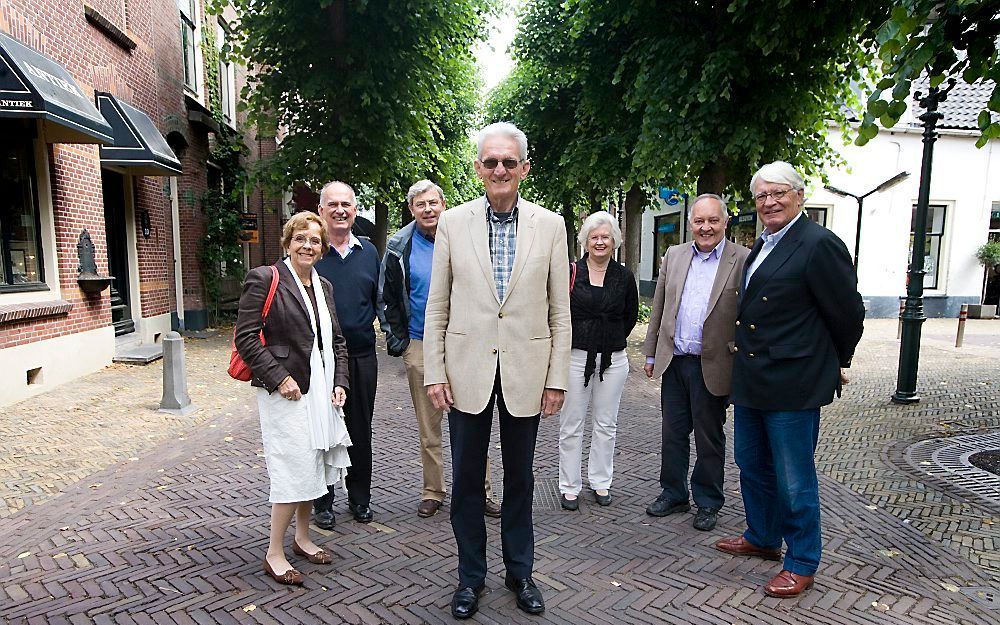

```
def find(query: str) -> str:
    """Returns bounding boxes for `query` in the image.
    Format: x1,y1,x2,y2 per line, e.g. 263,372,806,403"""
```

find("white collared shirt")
331,233,364,259
745,212,803,288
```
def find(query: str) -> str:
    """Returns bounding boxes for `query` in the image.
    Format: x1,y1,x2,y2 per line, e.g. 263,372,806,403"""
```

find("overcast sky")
474,4,521,94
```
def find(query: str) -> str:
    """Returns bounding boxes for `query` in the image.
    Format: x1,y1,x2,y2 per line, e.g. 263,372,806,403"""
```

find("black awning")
0,31,112,144
97,93,182,176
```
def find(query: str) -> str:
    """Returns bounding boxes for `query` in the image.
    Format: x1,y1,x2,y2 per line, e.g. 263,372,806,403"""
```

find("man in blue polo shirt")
379,180,500,520
312,181,382,527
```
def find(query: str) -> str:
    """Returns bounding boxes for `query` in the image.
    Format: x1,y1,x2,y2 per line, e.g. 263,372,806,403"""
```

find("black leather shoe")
350,503,374,523
559,494,579,511
504,573,544,614
646,495,691,517
451,584,484,619
594,490,612,506
693,507,719,531
313,509,336,530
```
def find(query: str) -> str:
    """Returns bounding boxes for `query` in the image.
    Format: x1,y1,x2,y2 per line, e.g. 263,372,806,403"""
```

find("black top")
570,256,639,385
314,238,381,357
303,283,324,353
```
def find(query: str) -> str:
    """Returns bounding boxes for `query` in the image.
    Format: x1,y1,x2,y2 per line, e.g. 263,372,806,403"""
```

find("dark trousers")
659,355,727,510
314,351,378,511
449,372,539,588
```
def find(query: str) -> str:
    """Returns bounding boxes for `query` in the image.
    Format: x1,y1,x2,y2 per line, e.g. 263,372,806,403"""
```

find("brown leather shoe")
484,498,501,518
714,536,782,561
417,499,442,518
764,570,814,598
263,559,304,585
292,540,333,564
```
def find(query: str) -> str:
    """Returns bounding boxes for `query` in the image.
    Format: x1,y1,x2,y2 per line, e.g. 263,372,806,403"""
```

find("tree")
221,0,491,245
859,0,1000,147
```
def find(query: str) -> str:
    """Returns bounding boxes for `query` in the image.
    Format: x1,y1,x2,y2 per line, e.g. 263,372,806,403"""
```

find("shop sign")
240,213,258,243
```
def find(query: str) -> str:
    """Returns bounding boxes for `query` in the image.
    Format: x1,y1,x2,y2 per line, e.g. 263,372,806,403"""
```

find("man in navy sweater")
312,181,382,526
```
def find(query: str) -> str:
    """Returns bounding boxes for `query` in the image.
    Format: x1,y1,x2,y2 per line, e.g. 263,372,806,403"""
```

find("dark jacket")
730,215,865,410
378,221,417,357
570,256,639,384
234,262,349,395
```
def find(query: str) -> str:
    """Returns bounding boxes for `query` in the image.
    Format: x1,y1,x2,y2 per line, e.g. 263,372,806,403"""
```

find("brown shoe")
764,570,814,598
714,536,782,561
484,498,501,518
417,499,442,518
263,559,304,585
292,540,333,564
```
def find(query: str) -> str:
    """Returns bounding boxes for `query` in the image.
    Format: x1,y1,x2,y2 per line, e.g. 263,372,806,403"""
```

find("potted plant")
971,241,1000,318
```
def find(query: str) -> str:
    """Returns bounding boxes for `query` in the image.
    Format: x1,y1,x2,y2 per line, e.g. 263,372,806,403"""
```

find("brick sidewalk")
0,320,997,624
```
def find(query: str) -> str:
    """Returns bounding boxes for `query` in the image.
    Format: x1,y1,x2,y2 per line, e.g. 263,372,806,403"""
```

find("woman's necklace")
588,260,609,273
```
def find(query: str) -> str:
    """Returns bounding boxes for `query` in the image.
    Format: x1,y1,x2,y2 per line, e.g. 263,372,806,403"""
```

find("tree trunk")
561,201,577,260
373,201,388,256
623,185,644,290
400,202,413,228
696,158,730,195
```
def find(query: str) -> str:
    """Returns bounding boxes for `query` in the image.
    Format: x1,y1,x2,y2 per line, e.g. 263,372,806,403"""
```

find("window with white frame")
217,21,236,126
804,205,828,227
0,131,45,290
910,204,946,289
179,0,199,92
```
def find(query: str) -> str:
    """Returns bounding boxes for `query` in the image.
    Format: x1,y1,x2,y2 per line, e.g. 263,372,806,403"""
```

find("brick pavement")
0,320,998,624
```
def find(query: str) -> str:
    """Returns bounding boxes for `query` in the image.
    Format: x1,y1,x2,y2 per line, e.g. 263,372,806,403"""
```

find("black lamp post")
892,81,954,404
825,171,909,272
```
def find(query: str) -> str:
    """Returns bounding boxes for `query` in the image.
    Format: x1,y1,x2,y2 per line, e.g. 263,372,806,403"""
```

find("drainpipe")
170,177,185,331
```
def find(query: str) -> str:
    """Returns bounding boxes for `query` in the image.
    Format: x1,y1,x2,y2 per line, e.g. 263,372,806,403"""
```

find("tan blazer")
423,196,571,417
642,240,749,396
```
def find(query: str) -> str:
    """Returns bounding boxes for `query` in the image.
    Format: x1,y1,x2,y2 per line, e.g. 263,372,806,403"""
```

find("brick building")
0,0,282,406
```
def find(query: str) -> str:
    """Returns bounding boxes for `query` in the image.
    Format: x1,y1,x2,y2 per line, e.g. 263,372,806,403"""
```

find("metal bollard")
956,304,968,348
159,331,197,415
897,299,905,339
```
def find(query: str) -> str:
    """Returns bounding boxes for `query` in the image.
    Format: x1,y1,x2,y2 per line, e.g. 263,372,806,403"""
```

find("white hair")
688,193,729,222
319,180,356,204
476,122,529,161
749,161,805,193
406,179,444,206
578,210,622,250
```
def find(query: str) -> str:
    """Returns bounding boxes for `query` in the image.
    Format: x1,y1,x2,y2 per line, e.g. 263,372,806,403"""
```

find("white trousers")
558,348,630,495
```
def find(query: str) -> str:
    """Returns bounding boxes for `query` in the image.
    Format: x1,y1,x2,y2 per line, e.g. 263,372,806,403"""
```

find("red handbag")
228,265,280,381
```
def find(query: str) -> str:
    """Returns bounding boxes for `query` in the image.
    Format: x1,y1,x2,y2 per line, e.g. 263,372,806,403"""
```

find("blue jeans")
733,405,821,576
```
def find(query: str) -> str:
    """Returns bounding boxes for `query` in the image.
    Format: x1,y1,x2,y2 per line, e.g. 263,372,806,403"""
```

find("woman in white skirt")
558,211,638,510
235,211,352,585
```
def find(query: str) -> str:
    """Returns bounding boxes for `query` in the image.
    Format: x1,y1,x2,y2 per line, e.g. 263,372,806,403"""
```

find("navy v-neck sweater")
313,239,380,357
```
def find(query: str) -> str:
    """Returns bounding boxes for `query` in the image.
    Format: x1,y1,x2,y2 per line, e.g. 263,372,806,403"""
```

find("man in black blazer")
715,161,864,599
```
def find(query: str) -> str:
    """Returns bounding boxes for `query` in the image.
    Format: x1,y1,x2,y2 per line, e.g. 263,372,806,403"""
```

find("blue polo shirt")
407,227,435,341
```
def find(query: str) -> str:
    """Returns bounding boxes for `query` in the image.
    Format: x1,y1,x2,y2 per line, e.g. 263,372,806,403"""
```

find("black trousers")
659,355,727,510
449,371,539,588
314,351,378,511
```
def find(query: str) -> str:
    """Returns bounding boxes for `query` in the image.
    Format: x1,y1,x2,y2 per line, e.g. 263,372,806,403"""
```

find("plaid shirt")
487,198,519,302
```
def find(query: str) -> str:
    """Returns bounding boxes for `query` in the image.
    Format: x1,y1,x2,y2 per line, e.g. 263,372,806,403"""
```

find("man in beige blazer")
642,194,749,532
424,122,570,619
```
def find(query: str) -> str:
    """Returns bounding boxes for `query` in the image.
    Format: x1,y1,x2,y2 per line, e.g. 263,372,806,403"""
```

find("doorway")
102,170,135,336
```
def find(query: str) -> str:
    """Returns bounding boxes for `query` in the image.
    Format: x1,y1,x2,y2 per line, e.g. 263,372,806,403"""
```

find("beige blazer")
642,240,749,396
423,196,571,416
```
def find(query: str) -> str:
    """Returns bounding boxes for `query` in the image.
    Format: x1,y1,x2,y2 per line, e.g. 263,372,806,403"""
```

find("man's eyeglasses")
413,199,441,210
292,234,323,247
752,188,795,203
479,158,523,170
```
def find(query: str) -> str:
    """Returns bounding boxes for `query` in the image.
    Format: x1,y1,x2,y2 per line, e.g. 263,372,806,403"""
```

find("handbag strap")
261,265,279,320
569,261,577,293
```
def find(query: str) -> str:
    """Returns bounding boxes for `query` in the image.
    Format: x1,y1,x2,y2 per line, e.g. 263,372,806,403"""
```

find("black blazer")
235,262,349,395
730,215,865,410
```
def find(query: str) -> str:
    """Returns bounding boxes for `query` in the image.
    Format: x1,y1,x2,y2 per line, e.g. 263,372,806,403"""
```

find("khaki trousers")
403,339,493,502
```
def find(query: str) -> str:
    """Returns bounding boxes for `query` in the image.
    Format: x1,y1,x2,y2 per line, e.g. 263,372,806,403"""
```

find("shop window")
652,213,681,278
217,21,237,126
910,204,946,290
805,206,828,227
179,0,199,92
0,137,44,290
729,212,758,249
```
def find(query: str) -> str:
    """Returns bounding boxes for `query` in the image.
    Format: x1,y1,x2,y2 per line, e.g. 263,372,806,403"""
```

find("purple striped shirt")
673,239,725,356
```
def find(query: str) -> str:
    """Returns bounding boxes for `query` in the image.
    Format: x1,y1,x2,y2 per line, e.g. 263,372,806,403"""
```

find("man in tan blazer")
424,122,570,619
642,194,749,532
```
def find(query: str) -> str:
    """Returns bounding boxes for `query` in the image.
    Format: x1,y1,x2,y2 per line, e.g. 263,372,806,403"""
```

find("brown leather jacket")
235,262,349,395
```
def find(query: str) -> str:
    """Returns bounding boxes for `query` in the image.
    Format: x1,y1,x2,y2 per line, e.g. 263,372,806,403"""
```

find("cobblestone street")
0,319,998,624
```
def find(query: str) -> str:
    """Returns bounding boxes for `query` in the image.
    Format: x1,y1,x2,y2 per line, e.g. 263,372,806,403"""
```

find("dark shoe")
451,584,484,619
418,499,442,518
313,509,336,530
263,559,304,586
594,490,612,506
350,503,374,523
714,535,782,561
504,573,544,614
484,498,502,518
559,494,579,511
292,540,333,565
764,570,814,598
645,495,690,517
692,507,719,531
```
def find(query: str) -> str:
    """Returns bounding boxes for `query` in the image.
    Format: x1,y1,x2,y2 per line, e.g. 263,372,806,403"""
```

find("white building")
639,81,1000,318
